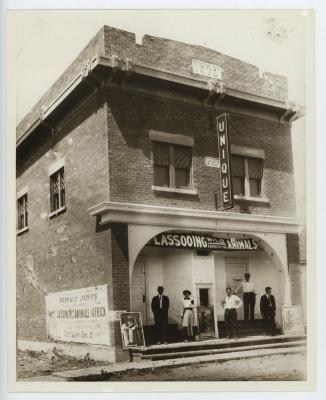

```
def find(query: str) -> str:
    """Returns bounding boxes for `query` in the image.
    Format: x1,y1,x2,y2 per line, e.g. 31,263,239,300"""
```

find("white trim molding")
16,186,28,199
151,185,198,196
88,201,302,235
231,144,265,159
48,157,65,176
149,130,194,147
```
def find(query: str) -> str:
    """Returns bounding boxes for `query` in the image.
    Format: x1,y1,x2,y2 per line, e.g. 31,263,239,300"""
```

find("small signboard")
192,59,222,80
119,312,145,349
282,306,305,336
197,306,215,338
205,156,220,168
217,113,234,210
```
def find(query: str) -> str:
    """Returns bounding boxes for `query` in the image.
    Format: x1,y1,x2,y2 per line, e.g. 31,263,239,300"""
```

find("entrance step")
217,319,281,338
132,334,306,361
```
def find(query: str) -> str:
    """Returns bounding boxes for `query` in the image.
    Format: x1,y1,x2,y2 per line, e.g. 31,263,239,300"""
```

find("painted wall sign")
282,306,305,336
192,59,222,80
205,156,220,168
46,285,110,346
148,233,261,251
217,113,234,209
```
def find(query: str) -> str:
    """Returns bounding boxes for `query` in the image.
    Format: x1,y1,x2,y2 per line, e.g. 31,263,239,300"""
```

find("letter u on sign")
217,114,234,210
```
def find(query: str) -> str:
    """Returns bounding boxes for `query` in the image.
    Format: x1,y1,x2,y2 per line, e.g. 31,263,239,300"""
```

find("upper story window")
50,167,65,213
150,130,197,195
153,142,192,189
232,155,263,197
231,145,267,203
17,193,28,232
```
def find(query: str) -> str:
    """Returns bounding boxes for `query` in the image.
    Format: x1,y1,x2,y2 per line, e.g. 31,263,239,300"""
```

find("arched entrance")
128,226,288,343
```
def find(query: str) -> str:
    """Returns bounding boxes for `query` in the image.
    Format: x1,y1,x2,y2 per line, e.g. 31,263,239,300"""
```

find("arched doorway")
129,228,288,344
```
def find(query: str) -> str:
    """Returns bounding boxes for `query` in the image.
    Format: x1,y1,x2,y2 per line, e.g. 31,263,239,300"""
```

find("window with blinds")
50,167,65,212
248,157,263,197
153,142,192,189
17,193,28,231
231,155,245,196
231,154,263,198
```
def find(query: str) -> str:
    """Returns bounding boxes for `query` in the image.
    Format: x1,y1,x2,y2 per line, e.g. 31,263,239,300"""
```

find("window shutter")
174,146,191,169
248,158,263,179
231,155,245,177
153,142,170,166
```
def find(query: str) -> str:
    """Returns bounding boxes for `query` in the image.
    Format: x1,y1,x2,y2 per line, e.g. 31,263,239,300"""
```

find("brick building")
16,26,305,362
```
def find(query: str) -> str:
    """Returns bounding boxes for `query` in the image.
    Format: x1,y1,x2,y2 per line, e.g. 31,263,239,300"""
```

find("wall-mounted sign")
217,113,234,210
205,156,220,168
147,233,262,251
46,285,110,346
192,59,222,80
282,306,305,336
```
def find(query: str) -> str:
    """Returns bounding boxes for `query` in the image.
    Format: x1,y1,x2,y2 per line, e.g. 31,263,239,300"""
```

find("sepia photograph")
3,6,318,393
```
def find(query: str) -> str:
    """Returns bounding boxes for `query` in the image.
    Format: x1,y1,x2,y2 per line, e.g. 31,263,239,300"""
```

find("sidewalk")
20,344,306,381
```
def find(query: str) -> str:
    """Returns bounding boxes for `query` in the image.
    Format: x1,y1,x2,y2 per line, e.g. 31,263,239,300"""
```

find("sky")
11,9,309,219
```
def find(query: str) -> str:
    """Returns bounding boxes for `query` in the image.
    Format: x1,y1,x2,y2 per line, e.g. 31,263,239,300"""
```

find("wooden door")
225,259,248,320
130,260,147,325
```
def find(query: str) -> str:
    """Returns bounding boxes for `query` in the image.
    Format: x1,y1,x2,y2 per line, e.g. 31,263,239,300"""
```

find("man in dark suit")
151,286,169,344
260,286,276,336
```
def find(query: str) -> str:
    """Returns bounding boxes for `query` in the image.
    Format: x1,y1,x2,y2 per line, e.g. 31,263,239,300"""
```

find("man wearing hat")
260,287,276,335
181,289,196,342
151,286,169,344
235,272,256,321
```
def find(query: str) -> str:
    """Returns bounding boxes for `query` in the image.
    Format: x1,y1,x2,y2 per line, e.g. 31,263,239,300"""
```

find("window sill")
16,226,29,236
152,185,198,196
48,205,66,219
234,195,270,205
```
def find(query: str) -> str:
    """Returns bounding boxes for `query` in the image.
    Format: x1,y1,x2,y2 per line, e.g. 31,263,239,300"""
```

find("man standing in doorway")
260,287,276,336
221,287,242,340
151,286,169,344
235,272,256,321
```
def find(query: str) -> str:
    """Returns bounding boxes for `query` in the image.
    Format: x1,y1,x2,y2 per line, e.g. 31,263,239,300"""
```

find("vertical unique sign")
217,114,234,209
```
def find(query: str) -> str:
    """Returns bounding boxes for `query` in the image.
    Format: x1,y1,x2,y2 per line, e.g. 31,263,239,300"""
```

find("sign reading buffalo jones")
148,233,262,251
217,113,234,209
46,285,110,346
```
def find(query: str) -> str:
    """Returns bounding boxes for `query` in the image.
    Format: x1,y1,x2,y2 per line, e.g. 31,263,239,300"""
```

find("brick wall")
16,97,111,341
107,89,296,217
103,26,288,102
17,25,288,142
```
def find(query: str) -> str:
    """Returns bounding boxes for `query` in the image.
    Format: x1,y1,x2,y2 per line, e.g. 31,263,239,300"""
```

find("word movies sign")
46,285,110,346
217,114,233,209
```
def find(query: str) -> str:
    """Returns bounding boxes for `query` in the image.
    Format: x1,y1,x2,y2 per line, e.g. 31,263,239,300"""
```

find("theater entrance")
225,258,249,320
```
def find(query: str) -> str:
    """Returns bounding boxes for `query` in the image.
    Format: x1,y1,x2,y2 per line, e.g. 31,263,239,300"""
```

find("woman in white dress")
181,289,195,342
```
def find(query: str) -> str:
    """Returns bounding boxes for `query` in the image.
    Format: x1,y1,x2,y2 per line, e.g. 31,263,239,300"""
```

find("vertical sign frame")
217,113,234,209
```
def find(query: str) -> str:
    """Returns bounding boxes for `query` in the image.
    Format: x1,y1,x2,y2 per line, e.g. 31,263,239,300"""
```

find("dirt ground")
105,353,307,381
17,349,110,379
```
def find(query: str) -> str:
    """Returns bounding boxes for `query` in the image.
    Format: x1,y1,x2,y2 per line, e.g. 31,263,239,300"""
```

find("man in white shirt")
221,287,243,339
235,272,256,321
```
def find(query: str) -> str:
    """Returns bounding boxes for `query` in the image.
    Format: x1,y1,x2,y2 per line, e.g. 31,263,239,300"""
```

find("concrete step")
139,339,306,361
136,334,306,358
